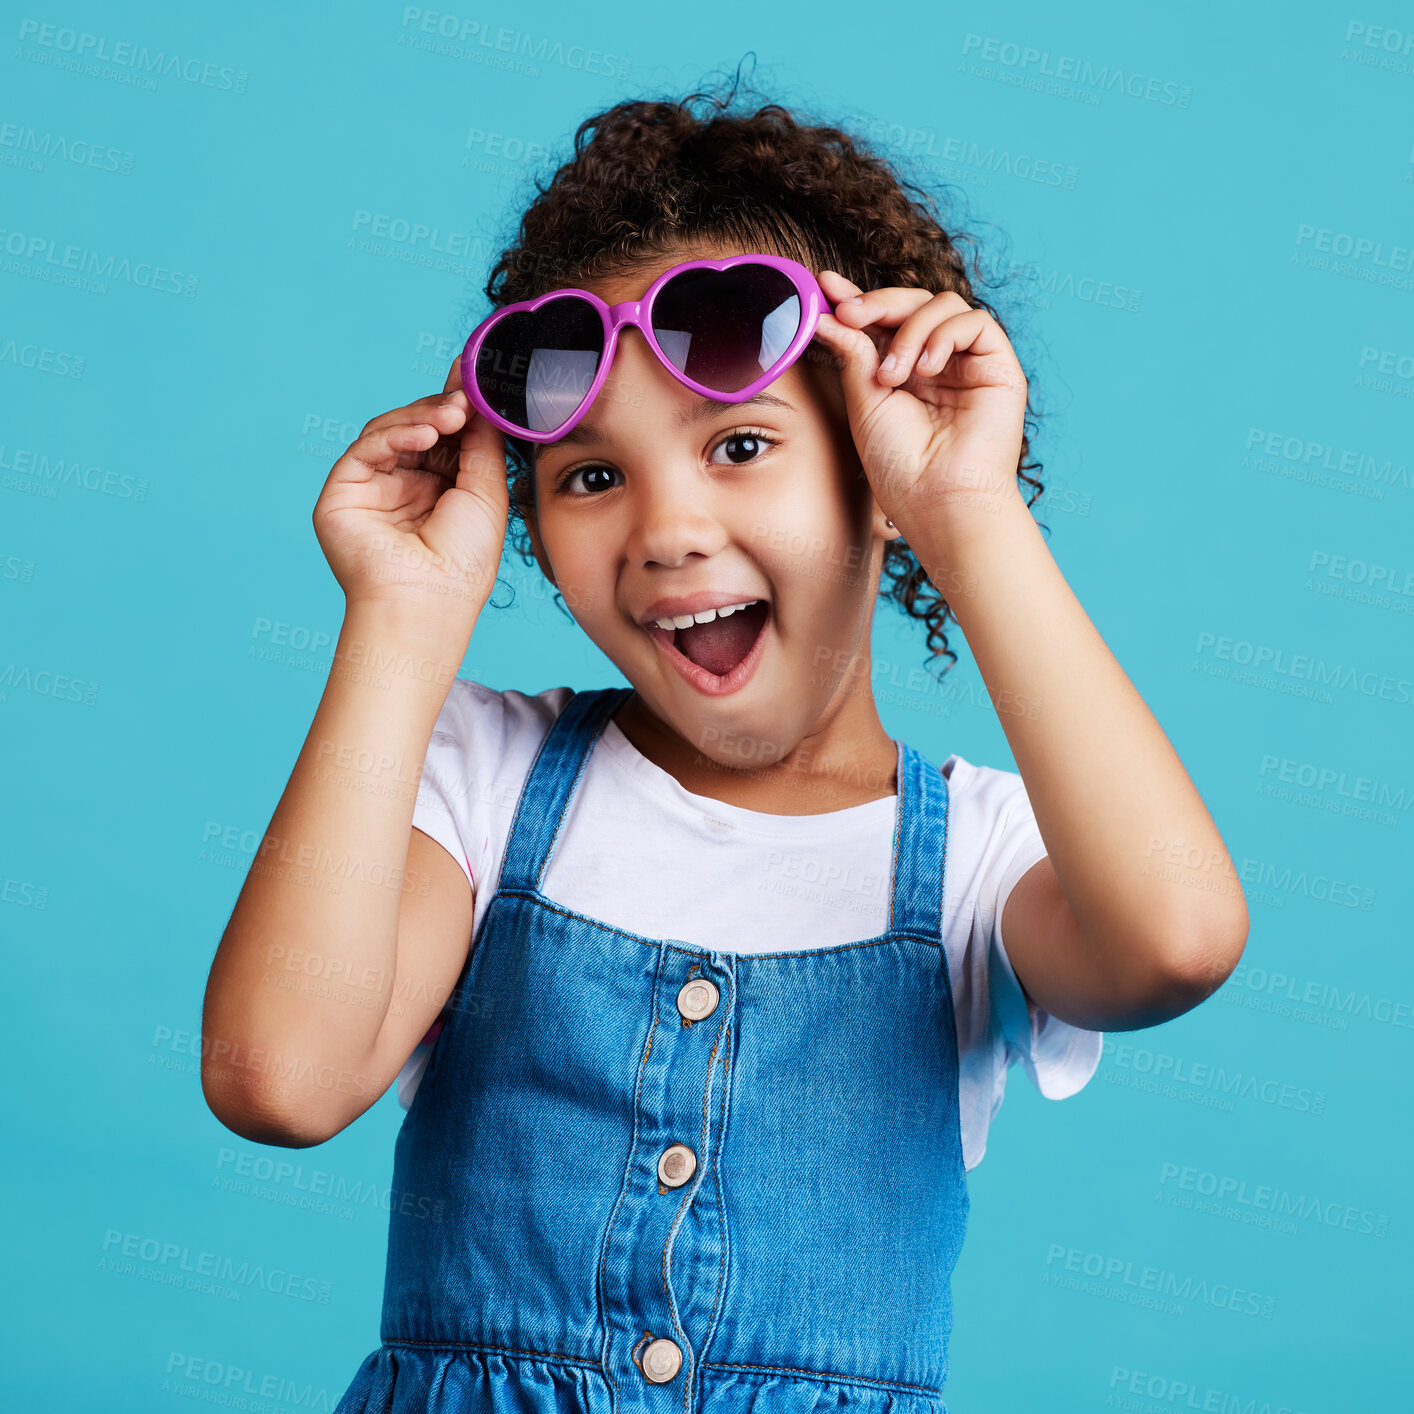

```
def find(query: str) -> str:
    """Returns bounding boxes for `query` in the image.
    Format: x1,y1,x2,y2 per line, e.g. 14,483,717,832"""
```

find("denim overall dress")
334,685,969,1414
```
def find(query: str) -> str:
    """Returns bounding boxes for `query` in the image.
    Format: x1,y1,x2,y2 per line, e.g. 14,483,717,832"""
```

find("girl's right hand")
312,355,510,628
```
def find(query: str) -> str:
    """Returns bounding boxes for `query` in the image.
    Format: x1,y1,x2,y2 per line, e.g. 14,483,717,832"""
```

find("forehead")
572,242,757,304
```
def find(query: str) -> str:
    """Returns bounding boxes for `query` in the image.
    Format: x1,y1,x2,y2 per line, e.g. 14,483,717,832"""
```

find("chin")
660,681,809,774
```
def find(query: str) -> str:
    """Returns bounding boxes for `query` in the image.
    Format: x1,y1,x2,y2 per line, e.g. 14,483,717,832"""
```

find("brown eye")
709,430,777,466
558,464,622,496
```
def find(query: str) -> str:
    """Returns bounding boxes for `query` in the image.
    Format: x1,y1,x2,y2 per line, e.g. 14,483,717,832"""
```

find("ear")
870,499,903,544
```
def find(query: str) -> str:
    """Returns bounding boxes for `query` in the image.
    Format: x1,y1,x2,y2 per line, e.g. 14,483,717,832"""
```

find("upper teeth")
653,599,761,631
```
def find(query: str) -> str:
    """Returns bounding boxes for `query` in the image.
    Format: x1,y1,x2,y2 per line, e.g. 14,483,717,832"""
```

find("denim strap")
496,685,632,893
887,739,951,941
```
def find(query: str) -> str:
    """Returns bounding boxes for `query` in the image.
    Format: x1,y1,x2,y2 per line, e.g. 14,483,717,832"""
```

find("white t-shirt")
398,679,1103,1170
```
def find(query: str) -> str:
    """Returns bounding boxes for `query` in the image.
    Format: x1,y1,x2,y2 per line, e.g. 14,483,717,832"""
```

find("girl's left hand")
810,270,1029,535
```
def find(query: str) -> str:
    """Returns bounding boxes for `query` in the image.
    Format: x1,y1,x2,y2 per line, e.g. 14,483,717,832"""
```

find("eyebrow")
546,390,795,449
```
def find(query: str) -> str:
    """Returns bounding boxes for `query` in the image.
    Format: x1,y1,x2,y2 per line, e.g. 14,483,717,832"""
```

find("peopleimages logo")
214,1147,446,1222
1193,632,1414,708
960,33,1192,106
1157,1161,1390,1237
99,1230,332,1303
14,20,248,92
397,8,629,79
1223,961,1414,1032
1101,1038,1326,1115
1237,855,1375,911
0,226,197,295
163,1353,336,1408
1043,1243,1274,1318
1107,1366,1312,1414
1341,19,1414,76
1243,427,1411,496
1295,223,1414,272
841,114,1080,189
0,122,135,175
1255,751,1409,831
1010,261,1142,312
1258,753,1413,812
0,443,146,499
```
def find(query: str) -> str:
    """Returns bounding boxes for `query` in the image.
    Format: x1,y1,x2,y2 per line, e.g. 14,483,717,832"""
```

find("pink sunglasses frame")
458,252,836,444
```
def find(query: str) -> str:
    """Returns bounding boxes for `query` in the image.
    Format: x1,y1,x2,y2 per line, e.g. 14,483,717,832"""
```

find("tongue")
675,604,765,676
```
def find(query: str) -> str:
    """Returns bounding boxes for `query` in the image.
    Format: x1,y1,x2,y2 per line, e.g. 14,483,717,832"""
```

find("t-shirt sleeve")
409,677,504,896
982,776,1103,1100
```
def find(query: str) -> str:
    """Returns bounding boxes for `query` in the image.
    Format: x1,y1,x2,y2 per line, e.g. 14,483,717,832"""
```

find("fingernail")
881,353,897,373
846,295,865,305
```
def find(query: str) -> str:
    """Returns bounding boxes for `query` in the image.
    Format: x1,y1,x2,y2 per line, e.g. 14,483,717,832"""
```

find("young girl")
202,82,1248,1414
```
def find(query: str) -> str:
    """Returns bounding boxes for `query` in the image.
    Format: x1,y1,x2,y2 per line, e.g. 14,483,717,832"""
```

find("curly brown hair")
473,66,1045,679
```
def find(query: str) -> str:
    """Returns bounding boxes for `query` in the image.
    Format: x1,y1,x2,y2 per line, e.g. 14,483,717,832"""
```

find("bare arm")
914,495,1250,1032
202,362,508,1144
201,603,474,1146
812,271,1249,1035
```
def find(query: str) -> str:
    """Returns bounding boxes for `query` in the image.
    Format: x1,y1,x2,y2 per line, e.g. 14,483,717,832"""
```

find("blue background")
4,2,1411,1408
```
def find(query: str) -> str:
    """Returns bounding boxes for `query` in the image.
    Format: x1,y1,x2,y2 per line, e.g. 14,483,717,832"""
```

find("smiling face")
520,246,899,784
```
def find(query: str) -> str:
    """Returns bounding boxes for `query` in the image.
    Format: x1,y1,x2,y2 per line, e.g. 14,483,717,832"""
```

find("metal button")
676,977,719,1021
641,1337,682,1383
657,1144,697,1189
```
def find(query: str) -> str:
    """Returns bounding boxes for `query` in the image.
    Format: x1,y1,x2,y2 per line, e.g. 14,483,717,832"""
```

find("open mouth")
644,599,771,690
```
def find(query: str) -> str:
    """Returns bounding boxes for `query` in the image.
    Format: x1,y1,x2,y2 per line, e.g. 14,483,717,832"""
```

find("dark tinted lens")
475,297,604,433
650,264,802,393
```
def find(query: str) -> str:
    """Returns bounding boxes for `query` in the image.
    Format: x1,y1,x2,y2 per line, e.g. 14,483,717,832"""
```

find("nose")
599,330,732,570
625,466,730,570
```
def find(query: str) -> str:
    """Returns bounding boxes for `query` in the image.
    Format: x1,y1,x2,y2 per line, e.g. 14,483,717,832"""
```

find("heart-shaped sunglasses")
458,252,835,443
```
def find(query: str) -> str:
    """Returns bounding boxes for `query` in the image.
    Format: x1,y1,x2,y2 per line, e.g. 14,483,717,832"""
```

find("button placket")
655,971,712,1199
605,952,731,1414
651,963,723,1396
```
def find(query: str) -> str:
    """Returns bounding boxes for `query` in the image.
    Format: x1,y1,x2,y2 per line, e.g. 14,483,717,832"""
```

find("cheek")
534,524,608,615
764,462,868,557
760,448,853,526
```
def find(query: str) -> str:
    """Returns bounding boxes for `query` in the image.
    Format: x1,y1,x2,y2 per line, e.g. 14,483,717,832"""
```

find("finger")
359,385,469,440
353,399,473,484
873,292,974,383
810,310,896,422
401,385,503,496
443,350,465,396
830,285,934,335
313,425,449,523
336,420,444,483
831,287,936,370
818,269,863,302
881,306,1003,387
